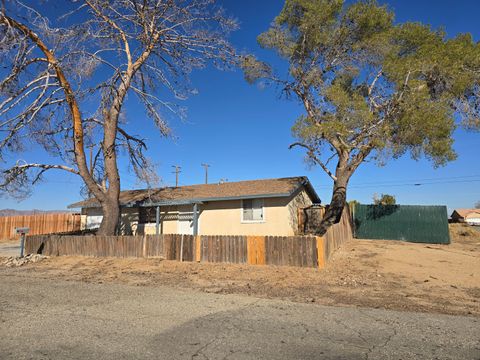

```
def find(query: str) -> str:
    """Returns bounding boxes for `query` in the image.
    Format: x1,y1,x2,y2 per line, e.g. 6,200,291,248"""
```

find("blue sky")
2,0,479,213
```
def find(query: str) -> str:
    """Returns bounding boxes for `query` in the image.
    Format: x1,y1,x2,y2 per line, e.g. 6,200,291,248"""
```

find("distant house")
450,209,480,226
68,176,320,236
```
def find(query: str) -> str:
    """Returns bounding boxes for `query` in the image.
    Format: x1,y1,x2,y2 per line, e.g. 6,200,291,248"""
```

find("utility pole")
201,163,210,184
172,165,181,187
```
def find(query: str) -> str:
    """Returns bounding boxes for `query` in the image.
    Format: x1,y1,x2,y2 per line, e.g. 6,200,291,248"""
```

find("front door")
177,212,194,235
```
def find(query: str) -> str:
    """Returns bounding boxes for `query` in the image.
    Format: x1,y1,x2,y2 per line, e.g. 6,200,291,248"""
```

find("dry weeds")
1,224,478,316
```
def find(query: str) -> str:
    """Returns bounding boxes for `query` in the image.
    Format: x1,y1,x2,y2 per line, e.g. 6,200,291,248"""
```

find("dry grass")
450,223,480,244
1,224,478,317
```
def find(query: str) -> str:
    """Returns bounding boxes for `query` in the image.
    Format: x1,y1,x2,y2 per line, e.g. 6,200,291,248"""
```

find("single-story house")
68,176,321,236
450,209,480,226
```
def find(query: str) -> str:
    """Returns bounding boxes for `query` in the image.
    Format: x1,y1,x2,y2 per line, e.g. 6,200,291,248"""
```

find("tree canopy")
373,193,396,206
243,0,480,234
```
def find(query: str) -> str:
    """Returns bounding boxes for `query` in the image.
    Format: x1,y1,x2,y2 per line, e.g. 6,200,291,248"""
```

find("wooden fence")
0,213,81,241
25,208,353,269
318,206,353,266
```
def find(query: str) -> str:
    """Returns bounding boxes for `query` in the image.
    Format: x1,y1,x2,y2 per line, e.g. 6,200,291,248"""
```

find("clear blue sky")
2,0,479,213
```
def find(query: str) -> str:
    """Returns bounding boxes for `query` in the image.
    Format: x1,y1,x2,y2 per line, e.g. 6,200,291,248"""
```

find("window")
242,199,264,222
139,207,157,223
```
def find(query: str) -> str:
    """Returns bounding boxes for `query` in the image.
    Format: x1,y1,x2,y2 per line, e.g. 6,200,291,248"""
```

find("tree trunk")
313,145,371,236
315,149,353,237
97,196,120,236
316,175,348,236
96,68,133,235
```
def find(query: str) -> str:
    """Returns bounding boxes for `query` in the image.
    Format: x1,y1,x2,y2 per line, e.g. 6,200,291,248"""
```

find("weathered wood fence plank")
0,213,81,240
24,207,352,268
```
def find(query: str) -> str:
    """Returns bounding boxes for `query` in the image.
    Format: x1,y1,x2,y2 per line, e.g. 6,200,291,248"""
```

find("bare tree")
0,0,237,234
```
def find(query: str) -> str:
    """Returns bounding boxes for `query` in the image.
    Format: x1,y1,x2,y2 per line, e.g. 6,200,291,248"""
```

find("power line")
351,179,480,189
315,178,480,189
314,174,480,187
348,174,480,186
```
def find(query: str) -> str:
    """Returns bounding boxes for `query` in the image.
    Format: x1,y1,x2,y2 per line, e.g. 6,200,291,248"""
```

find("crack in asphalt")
356,308,400,360
364,326,398,360
189,298,263,359
2,273,480,360
191,336,220,360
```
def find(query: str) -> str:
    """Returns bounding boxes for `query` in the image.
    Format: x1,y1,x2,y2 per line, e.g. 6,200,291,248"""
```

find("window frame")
241,198,265,223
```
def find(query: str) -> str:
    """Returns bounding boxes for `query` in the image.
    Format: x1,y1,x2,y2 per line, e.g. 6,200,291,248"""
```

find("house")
68,176,321,236
450,209,480,226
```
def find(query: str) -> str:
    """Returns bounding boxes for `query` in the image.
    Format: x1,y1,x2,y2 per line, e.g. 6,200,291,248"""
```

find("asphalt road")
0,241,21,257
0,274,479,360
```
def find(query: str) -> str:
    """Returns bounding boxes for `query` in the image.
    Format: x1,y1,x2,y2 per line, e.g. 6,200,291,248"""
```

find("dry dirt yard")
1,224,479,317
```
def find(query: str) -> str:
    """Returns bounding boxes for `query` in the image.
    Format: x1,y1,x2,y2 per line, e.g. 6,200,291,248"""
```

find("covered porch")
132,200,203,236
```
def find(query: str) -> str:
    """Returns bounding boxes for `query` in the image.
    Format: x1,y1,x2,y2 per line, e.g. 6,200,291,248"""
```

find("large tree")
243,0,480,235
0,0,236,234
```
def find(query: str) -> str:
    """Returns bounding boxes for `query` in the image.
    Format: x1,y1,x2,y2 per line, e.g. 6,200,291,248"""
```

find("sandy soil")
1,224,479,317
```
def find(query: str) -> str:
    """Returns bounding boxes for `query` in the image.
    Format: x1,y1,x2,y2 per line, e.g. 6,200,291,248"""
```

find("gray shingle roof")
68,176,320,208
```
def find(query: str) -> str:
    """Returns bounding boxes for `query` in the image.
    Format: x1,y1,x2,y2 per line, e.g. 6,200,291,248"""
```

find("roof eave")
69,191,298,209
299,177,321,204
67,176,322,209
141,192,294,207
67,202,88,209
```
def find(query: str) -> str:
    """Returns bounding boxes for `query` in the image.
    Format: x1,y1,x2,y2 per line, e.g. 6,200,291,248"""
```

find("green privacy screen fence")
353,205,450,244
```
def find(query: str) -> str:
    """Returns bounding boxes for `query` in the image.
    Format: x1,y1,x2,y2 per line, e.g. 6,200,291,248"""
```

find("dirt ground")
1,224,479,317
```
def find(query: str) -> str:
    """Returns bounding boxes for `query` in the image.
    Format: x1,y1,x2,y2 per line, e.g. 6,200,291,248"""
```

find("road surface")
0,274,479,359
0,241,20,257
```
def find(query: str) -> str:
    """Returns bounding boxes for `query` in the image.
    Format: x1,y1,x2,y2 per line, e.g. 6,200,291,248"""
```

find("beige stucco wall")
83,207,139,235
196,189,313,236
137,217,177,235
288,189,314,235
83,187,315,236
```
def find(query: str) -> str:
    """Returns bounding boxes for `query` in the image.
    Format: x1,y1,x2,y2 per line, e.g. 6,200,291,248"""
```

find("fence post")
142,234,147,258
155,206,160,235
14,227,29,257
195,235,201,262
19,233,25,257
316,236,325,269
180,234,184,262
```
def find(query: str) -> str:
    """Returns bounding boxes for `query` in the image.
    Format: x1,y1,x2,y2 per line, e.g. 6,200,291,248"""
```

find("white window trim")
241,198,266,223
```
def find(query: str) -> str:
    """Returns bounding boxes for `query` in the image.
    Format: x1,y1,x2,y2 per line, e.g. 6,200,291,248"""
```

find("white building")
451,209,480,226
